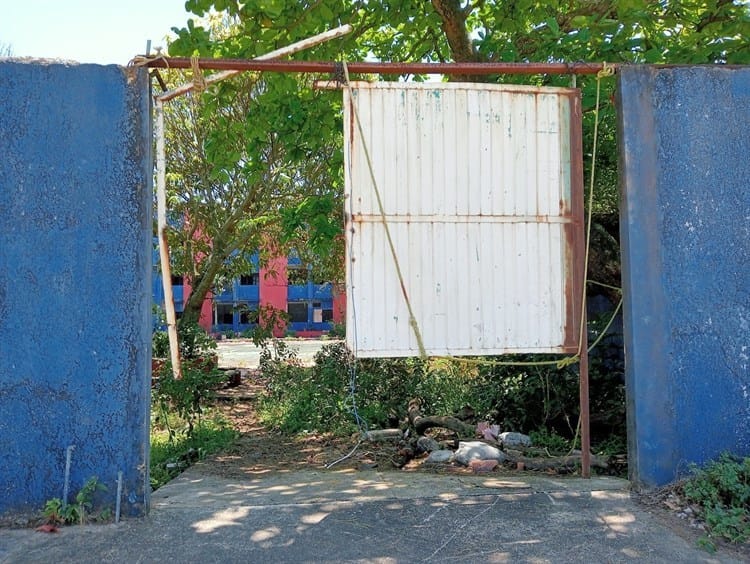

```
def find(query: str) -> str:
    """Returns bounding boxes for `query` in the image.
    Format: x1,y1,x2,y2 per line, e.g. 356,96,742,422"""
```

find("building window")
240,273,259,286
322,309,334,322
239,303,254,324
287,302,308,323
215,303,234,325
171,275,184,286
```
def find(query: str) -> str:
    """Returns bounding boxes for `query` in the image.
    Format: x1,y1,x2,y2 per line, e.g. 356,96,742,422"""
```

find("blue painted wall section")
0,61,152,518
618,66,750,488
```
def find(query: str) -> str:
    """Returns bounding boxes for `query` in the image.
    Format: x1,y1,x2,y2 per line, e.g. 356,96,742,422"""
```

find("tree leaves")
162,0,750,319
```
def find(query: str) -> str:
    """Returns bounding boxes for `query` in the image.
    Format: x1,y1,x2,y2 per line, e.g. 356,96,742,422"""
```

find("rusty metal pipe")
144,59,612,76
580,316,591,479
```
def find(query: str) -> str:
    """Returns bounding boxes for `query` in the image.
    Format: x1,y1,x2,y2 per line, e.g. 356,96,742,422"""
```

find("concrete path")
1,467,739,563
216,338,336,369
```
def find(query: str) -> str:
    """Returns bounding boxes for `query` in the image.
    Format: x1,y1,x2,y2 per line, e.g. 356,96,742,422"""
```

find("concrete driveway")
216,338,338,369
1,468,741,563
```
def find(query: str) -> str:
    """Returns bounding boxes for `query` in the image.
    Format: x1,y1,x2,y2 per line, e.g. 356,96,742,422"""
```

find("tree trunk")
180,250,226,327
430,0,486,82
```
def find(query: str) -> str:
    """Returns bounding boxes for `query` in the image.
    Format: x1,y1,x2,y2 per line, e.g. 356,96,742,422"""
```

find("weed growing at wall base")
680,453,750,552
150,413,237,490
42,477,108,526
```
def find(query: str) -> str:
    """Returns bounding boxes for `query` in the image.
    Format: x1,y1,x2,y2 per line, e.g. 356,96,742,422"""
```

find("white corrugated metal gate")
344,82,584,358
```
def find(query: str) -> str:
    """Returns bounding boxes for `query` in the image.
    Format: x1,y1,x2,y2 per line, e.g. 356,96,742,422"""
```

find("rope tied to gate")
128,48,170,69
191,55,207,94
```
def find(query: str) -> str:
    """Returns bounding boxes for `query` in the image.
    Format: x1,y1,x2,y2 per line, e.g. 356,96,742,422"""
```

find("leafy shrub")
256,303,626,453
258,342,494,434
681,453,750,550
530,428,575,455
152,360,225,438
328,322,346,339
152,322,217,361
150,413,236,490
473,309,626,445
152,330,170,358
177,321,217,360
258,340,334,433
43,477,107,525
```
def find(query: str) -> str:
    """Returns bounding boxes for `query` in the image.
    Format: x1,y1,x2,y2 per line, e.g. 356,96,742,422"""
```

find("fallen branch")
504,452,609,472
407,399,476,438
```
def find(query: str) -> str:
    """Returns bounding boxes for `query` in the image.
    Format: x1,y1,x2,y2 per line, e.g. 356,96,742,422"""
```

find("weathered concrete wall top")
618,65,750,488
0,61,152,518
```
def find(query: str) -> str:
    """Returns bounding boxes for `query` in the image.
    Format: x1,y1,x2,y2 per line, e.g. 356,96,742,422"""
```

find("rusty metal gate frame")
144,50,599,478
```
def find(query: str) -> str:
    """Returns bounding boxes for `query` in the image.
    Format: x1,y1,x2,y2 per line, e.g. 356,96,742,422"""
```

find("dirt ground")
207,372,503,479
203,372,750,561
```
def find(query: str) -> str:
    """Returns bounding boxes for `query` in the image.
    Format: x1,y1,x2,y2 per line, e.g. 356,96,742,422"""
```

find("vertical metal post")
115,470,123,524
155,98,182,379
62,445,75,507
580,313,591,478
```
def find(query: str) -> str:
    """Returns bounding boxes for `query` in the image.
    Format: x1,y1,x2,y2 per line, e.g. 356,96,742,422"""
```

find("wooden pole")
154,98,182,379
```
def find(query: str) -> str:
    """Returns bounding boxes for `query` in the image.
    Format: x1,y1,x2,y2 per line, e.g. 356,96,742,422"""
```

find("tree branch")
430,0,485,81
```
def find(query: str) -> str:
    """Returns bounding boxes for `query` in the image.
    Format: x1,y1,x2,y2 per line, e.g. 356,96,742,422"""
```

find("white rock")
425,450,454,463
416,436,440,453
499,432,532,448
453,441,507,466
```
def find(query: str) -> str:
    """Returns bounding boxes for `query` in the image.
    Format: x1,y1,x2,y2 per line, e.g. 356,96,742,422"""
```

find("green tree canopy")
163,0,749,321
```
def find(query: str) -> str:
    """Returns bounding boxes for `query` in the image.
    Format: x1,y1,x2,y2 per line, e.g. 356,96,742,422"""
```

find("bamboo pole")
156,24,353,102
154,98,182,379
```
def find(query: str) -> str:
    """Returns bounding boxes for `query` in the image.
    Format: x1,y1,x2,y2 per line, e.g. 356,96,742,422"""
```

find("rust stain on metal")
562,90,585,352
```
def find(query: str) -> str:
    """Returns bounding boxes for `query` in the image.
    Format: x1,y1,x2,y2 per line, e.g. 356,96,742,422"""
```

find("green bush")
177,321,217,360
152,322,217,361
328,322,346,339
257,331,626,457
150,358,236,490
258,342,494,434
529,428,575,455
152,330,170,358
681,453,750,550
152,360,225,438
150,413,236,490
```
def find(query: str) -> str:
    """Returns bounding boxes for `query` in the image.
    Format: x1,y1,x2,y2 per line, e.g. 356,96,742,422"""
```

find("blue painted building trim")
154,253,335,334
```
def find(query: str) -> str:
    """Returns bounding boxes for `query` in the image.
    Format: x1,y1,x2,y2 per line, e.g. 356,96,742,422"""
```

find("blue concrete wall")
0,61,152,517
618,66,750,488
